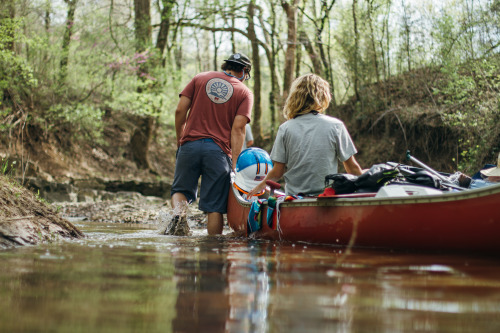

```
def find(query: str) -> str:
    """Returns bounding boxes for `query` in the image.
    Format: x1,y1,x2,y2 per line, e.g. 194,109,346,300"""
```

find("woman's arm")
247,162,286,197
343,156,363,175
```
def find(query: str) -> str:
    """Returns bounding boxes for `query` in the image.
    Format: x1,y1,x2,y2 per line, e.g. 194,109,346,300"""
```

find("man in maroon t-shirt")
166,53,254,236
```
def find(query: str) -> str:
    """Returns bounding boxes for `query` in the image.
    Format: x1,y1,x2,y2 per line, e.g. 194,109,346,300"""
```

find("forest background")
0,0,499,186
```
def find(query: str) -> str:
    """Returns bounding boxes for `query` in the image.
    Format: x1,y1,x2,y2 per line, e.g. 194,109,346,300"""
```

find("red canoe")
227,182,500,252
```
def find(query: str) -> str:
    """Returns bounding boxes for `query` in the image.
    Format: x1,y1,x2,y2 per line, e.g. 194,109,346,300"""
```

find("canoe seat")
376,185,443,198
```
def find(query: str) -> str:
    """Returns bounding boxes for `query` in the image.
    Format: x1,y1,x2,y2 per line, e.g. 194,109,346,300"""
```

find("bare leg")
171,192,188,212
207,212,224,235
165,192,192,236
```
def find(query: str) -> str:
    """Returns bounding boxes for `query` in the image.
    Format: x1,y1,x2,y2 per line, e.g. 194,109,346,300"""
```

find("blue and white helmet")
234,148,273,195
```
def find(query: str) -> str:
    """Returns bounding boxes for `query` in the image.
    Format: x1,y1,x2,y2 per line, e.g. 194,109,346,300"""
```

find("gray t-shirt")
242,123,254,150
270,113,357,196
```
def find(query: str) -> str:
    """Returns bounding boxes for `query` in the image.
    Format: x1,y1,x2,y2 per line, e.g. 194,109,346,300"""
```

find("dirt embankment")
0,175,83,249
336,66,500,173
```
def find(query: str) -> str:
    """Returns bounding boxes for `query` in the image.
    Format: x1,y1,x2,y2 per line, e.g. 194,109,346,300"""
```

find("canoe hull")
227,184,500,252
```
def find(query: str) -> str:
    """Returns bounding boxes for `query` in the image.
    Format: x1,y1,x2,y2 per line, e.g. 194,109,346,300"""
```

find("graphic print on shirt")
205,78,234,104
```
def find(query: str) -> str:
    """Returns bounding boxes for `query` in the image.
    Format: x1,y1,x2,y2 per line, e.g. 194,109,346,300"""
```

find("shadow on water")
2,222,500,332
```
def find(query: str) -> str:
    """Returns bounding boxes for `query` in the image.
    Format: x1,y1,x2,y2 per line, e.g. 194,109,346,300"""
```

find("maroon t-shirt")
179,71,253,157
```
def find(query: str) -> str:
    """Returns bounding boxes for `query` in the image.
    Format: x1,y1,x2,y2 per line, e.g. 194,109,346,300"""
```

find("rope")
274,196,286,240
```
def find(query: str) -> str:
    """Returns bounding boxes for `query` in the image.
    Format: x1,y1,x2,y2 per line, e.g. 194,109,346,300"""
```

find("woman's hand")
247,161,286,198
247,180,267,198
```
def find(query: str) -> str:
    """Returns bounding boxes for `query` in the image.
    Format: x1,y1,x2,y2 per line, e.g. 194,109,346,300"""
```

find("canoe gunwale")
230,182,500,208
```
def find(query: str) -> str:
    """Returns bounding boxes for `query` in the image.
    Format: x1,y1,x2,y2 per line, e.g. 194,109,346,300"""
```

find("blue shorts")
171,138,232,213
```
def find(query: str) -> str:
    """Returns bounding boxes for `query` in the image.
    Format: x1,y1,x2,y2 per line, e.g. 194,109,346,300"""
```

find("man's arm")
175,95,192,147
343,155,363,175
231,115,248,170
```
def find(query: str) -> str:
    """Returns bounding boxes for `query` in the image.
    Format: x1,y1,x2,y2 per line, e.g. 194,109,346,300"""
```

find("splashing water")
155,201,191,233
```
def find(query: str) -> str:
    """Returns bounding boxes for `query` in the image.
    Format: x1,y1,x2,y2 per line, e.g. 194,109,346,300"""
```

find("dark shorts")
171,138,232,213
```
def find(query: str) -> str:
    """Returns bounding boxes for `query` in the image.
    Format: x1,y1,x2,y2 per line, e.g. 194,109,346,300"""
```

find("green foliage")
452,139,484,172
35,189,49,206
433,12,460,65
110,89,164,117
46,103,105,141
0,17,37,105
0,51,38,96
437,57,500,172
0,107,12,132
1,157,16,177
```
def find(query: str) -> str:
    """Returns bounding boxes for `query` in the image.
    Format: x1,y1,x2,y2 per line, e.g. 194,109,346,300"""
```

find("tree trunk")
386,2,391,78
295,9,303,78
299,30,324,76
401,0,411,71
174,35,183,71
257,4,280,141
134,0,151,50
212,28,222,71
166,15,183,71
309,0,337,108
352,0,360,101
367,0,381,88
59,0,77,84
281,0,299,102
247,1,263,147
379,1,390,102
231,15,236,53
131,0,155,172
156,0,175,66
44,0,51,33
130,115,155,170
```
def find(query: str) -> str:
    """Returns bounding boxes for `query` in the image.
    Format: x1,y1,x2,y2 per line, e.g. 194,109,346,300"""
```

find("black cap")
224,53,252,69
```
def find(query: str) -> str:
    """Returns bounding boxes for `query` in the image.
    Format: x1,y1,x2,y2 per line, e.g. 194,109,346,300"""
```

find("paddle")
405,150,466,191
266,180,281,196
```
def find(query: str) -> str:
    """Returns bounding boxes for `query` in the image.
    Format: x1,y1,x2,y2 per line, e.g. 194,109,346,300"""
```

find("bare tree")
44,0,51,33
156,0,176,66
367,0,381,88
247,1,264,146
400,0,412,71
352,0,360,101
281,0,299,101
130,0,155,172
299,0,337,107
258,0,282,140
60,0,78,83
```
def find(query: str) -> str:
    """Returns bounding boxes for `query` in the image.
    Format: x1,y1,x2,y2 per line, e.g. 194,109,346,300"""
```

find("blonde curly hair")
283,74,331,120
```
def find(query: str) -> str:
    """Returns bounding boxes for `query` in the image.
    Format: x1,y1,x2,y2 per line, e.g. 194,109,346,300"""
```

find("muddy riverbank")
0,175,83,248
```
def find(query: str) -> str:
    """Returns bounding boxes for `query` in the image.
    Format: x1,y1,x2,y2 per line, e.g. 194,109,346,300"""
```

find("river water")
2,221,500,333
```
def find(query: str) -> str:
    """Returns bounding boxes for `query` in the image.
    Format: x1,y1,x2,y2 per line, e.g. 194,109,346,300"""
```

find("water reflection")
171,237,230,331
2,223,500,332
169,238,272,332
226,242,271,332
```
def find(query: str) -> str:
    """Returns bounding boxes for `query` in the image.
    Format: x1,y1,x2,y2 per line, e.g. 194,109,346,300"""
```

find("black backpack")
325,164,399,194
405,170,442,189
354,164,400,192
324,173,358,194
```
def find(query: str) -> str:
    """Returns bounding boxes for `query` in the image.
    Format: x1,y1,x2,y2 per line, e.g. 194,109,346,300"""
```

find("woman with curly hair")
248,74,363,197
